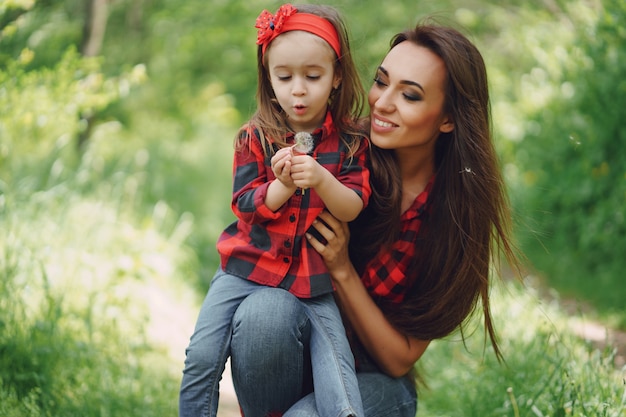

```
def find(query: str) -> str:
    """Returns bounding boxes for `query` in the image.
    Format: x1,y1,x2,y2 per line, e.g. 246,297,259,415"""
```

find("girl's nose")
292,77,306,96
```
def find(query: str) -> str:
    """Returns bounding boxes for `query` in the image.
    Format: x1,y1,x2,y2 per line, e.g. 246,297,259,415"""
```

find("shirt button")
289,214,296,222
295,189,301,196
284,240,291,248
283,257,289,263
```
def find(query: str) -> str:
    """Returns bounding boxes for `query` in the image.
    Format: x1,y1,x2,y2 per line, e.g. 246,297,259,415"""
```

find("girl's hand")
306,210,352,281
271,147,295,187
290,155,326,190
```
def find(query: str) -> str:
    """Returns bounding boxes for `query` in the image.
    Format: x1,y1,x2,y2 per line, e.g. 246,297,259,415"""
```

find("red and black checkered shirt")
217,112,371,298
360,176,434,303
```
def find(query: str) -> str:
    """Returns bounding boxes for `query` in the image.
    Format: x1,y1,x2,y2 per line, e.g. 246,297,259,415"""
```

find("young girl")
179,4,370,417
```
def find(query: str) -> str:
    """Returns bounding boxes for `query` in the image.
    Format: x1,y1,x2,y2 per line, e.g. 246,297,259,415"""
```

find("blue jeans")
179,268,363,417
230,288,418,417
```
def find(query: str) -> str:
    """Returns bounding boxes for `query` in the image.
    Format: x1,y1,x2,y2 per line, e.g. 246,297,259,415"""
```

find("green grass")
418,281,625,417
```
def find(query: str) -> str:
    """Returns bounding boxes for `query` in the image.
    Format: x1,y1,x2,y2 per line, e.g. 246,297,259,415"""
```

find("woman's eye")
276,75,292,81
307,75,321,80
403,93,422,102
373,76,387,87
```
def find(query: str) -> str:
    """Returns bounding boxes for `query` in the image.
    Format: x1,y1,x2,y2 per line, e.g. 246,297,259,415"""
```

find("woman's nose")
372,89,394,112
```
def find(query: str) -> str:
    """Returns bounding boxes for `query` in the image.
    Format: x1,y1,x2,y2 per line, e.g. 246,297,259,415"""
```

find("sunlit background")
1,0,624,416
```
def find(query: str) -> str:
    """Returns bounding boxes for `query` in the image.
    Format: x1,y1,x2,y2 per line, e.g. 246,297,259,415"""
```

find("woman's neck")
396,150,435,213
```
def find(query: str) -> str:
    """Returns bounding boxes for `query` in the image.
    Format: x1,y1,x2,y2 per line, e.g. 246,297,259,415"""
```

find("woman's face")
368,41,453,153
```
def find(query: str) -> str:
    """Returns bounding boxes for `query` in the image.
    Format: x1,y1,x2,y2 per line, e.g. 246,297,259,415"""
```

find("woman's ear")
439,116,454,133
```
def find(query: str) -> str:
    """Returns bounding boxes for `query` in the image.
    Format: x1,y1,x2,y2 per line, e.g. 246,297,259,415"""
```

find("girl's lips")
293,105,307,116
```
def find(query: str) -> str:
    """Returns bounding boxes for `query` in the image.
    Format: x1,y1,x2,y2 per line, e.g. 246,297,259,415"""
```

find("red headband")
255,4,341,58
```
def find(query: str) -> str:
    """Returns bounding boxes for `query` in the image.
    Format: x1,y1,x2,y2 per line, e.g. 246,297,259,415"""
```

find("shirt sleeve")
336,136,372,208
231,129,283,224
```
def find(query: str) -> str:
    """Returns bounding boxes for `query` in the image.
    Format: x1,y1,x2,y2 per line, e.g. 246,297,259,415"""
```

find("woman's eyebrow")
378,65,425,93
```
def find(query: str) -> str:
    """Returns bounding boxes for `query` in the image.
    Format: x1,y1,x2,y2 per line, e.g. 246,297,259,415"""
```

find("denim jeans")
179,268,362,417
231,287,418,417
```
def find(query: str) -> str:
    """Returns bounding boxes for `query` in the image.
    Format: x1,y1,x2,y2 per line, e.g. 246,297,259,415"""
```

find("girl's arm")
306,211,430,377
264,179,296,212
312,166,363,222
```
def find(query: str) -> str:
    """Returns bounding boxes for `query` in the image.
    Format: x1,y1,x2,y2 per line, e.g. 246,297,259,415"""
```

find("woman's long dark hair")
350,22,521,361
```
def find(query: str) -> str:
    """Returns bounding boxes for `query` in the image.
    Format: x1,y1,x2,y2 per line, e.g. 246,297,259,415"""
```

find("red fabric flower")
255,4,297,47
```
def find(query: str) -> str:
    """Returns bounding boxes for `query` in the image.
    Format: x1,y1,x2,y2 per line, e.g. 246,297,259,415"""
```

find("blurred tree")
78,0,110,148
81,0,108,57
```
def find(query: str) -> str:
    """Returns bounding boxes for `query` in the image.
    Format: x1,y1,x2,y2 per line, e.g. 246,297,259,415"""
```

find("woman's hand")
306,210,352,281
307,212,431,377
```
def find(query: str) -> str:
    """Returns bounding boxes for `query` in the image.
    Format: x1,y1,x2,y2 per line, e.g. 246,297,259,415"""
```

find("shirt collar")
286,111,336,142
401,174,435,221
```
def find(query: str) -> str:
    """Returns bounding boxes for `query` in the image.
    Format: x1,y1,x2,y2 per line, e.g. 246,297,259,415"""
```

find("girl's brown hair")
237,4,366,155
351,22,522,361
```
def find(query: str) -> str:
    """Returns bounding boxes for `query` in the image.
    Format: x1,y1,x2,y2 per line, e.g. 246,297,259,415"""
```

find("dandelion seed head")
294,132,314,154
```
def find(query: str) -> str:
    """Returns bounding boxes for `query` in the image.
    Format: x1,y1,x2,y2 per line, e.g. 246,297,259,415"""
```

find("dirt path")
560,299,626,368
525,274,626,368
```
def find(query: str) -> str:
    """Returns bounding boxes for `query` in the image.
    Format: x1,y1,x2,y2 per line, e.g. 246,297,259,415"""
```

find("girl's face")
266,30,341,133
368,41,453,154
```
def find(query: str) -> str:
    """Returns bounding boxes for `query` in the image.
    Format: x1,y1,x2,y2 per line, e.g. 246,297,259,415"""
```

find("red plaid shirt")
217,112,371,298
360,176,434,303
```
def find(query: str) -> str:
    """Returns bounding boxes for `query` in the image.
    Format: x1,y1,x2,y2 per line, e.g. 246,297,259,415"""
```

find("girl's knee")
232,288,309,341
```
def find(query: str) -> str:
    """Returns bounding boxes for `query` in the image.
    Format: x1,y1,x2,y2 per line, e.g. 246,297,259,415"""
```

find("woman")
229,21,521,417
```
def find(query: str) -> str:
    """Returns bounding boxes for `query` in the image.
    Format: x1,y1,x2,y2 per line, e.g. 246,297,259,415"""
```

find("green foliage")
0,123,203,414
1,182,181,415
0,0,85,70
0,384,43,417
0,138,213,416
489,0,626,326
0,7,200,413
0,45,145,182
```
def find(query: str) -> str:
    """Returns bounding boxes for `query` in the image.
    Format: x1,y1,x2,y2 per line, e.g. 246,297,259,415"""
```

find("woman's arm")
306,211,430,377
